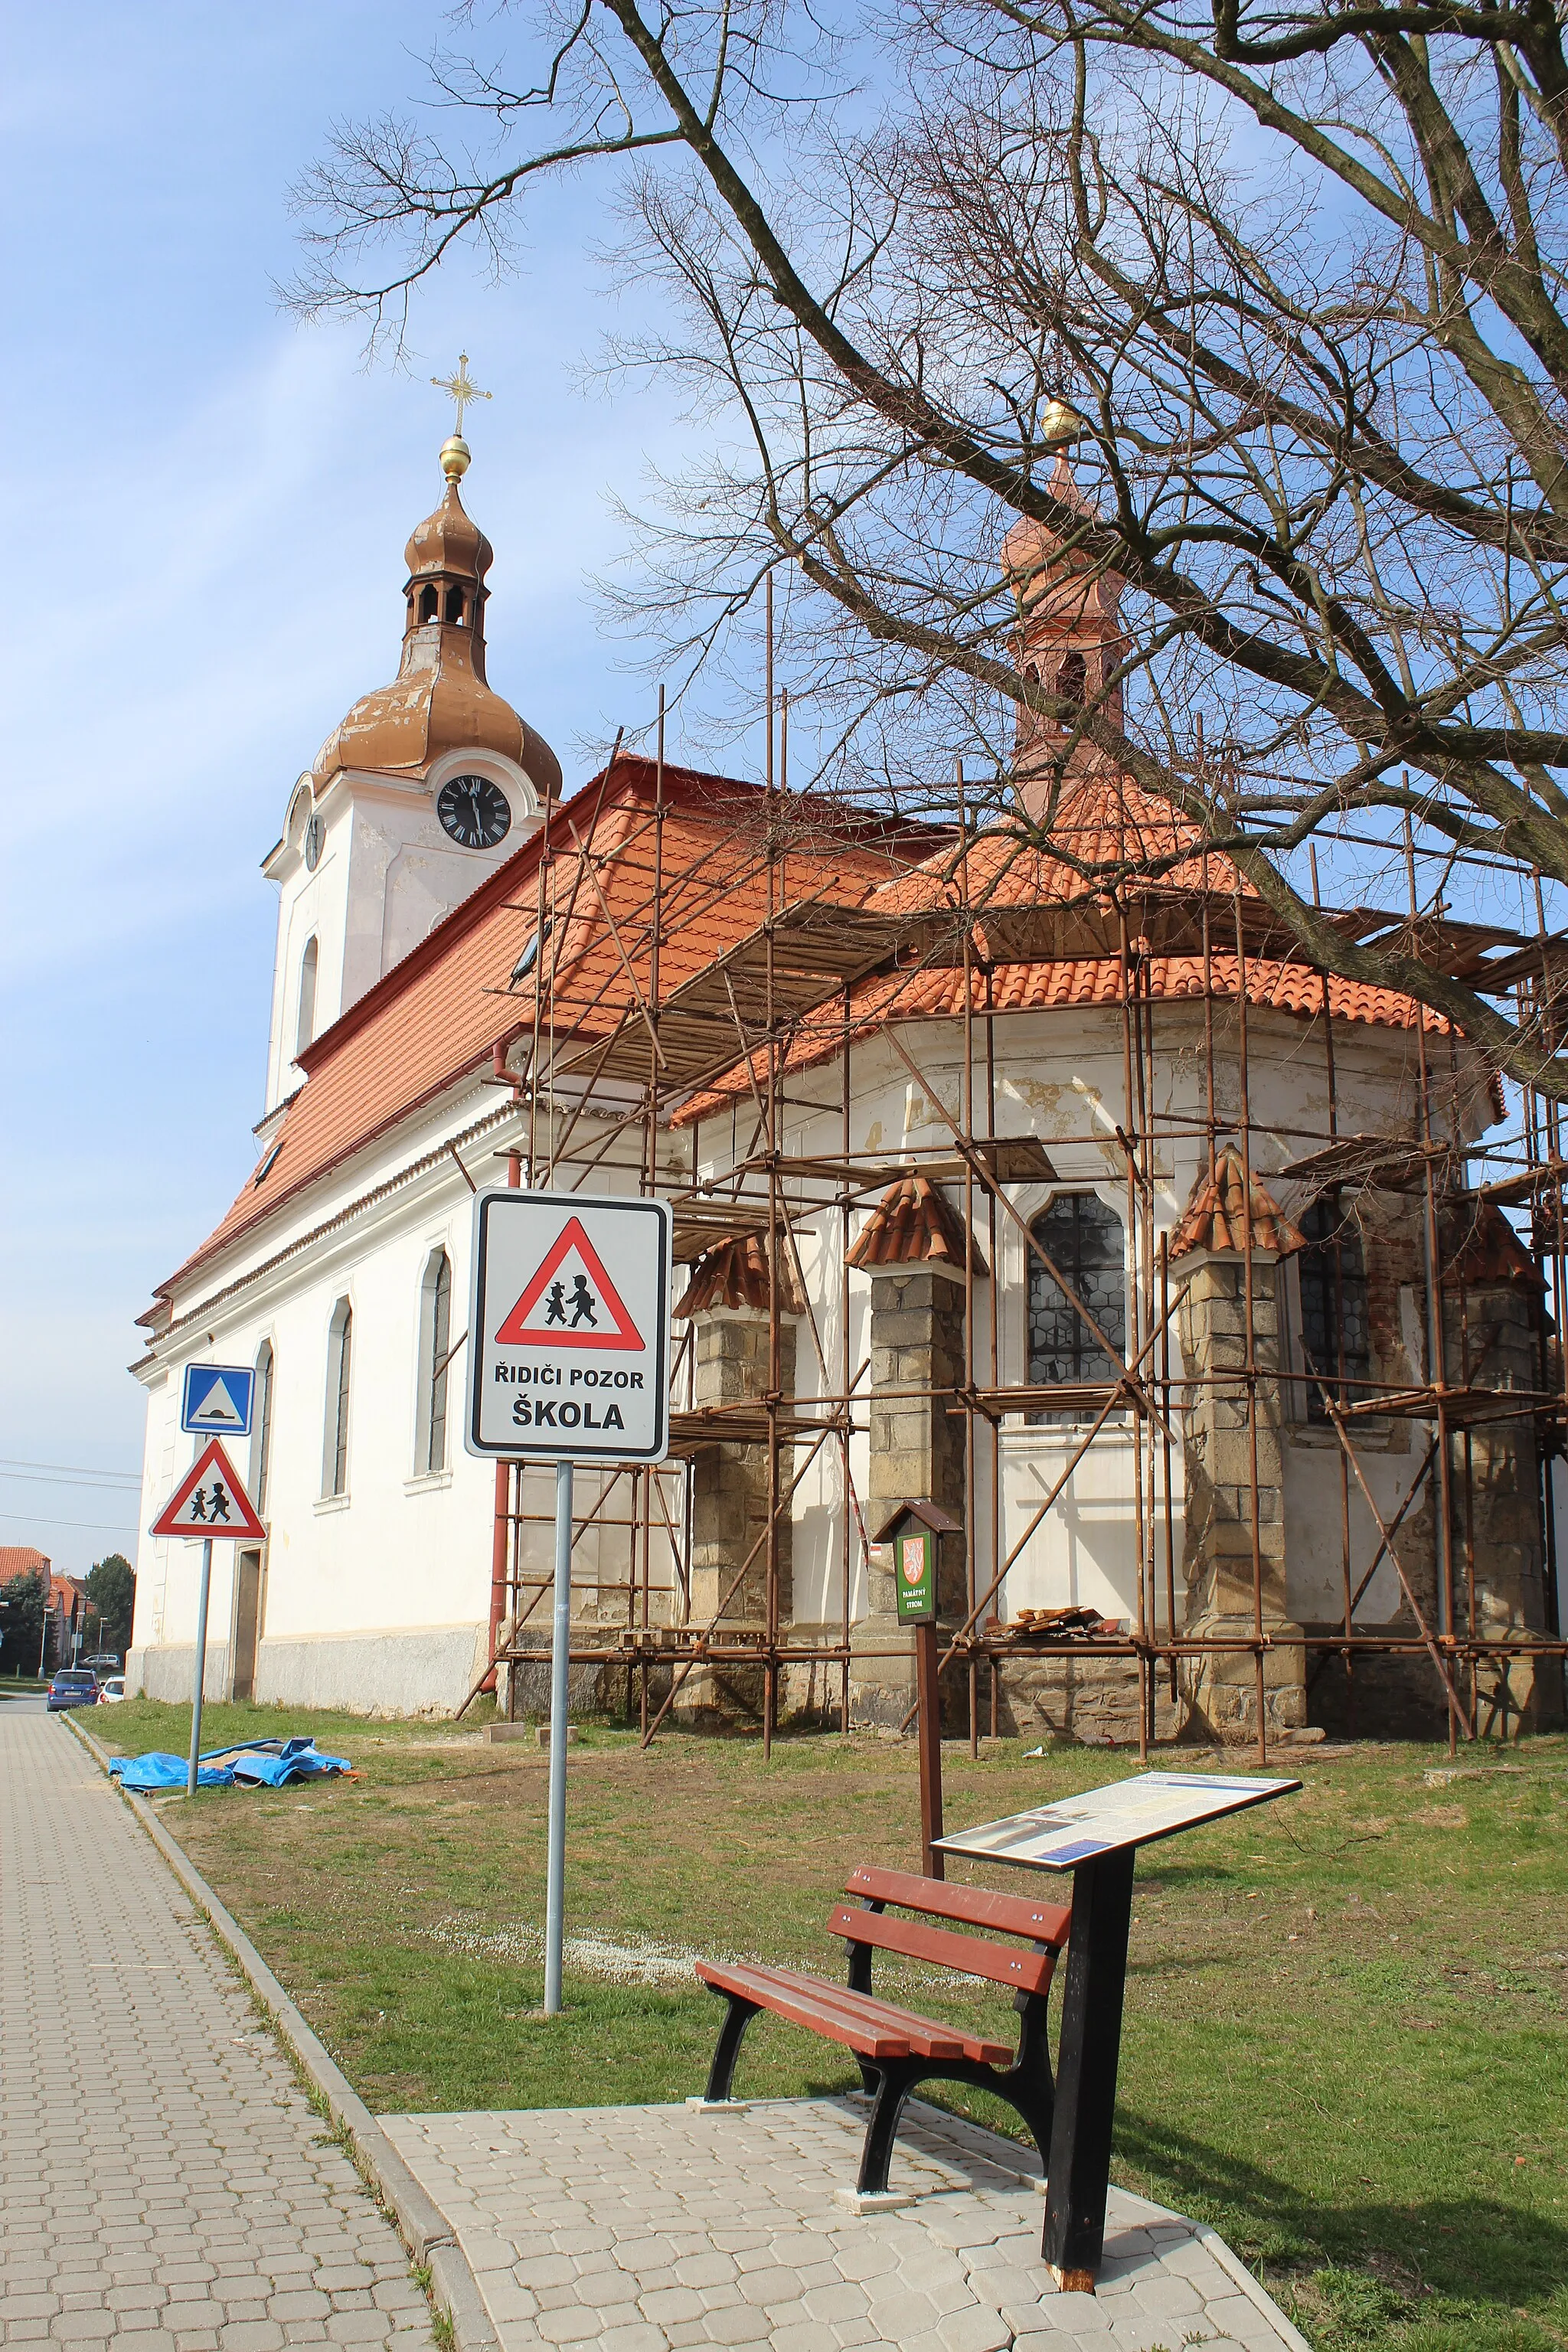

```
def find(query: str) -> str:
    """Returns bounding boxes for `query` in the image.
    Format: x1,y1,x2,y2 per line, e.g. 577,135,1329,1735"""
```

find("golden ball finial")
439,433,472,482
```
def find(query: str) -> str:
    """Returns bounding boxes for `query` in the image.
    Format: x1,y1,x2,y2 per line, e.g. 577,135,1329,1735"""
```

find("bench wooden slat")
743,1966,1016,2066
826,1905,1057,1995
697,1959,929,2059
845,1866,1072,1949
697,1958,1011,2064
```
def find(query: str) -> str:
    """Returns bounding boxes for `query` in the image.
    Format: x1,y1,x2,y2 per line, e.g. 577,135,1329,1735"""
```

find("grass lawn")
91,1701,1568,2352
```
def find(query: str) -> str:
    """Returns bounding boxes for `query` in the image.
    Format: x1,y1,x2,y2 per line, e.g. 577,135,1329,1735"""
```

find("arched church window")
250,1340,275,1515
1296,1197,1370,1419
1027,1194,1126,1411
296,938,318,1057
444,586,466,626
415,1250,452,1476
419,583,439,623
1057,648,1087,708
323,1300,352,1498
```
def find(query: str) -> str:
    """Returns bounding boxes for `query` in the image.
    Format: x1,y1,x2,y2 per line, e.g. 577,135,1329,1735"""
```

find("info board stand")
466,1187,672,2022
937,1769,1300,2292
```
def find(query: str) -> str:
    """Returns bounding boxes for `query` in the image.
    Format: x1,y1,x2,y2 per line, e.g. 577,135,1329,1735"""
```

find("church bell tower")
260,366,560,1115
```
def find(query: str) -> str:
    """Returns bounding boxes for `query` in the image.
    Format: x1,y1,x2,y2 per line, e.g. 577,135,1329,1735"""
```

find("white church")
129,420,1560,1742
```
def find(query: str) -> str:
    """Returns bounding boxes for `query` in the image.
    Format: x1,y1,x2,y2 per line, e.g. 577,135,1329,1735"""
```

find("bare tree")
292,0,1568,1090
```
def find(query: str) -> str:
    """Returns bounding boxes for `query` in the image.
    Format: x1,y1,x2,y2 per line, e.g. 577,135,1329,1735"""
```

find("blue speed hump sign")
181,1364,256,1437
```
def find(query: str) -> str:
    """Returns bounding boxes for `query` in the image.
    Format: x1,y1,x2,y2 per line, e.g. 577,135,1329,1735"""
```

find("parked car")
81,1652,122,1676
96,1676,127,1704
46,1669,99,1713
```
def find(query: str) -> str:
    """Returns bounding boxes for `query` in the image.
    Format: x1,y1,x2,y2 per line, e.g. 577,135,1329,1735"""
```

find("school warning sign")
466,1188,672,1462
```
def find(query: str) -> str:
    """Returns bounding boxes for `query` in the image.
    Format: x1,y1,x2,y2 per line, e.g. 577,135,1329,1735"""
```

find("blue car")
47,1668,99,1713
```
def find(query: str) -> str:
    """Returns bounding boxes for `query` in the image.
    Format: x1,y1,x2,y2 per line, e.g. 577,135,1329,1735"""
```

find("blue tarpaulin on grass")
109,1736,351,1792
109,1751,234,1791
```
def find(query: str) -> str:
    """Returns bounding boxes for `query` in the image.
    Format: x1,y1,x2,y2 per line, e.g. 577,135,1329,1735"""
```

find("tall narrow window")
416,1250,452,1475
323,1300,352,1498
1027,1194,1126,1405
1057,648,1087,708
296,937,318,1057
1297,1197,1370,1418
250,1340,275,1514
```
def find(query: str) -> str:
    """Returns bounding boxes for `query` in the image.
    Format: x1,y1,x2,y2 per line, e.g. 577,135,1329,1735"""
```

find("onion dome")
312,442,560,799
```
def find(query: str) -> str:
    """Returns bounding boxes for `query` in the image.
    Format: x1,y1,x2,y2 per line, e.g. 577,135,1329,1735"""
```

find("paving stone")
0,1712,435,2352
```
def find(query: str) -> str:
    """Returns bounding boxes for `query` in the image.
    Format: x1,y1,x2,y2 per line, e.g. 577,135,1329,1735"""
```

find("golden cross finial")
431,353,491,438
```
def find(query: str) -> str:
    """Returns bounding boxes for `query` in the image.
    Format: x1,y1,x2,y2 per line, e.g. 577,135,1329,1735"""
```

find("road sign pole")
187,1537,214,1798
544,1457,573,2017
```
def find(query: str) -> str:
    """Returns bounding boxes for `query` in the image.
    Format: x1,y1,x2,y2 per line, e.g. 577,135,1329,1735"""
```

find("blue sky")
0,5,708,1574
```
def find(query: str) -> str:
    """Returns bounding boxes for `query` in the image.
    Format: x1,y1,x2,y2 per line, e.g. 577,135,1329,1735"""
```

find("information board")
936,1769,1300,1871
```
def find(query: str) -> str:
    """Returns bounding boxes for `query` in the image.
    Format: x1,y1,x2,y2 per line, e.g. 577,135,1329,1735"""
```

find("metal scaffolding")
469,697,1568,1766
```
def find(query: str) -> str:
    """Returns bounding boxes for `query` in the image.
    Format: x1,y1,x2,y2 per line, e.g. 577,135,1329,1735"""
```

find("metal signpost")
465,1187,671,2014
149,1433,266,1795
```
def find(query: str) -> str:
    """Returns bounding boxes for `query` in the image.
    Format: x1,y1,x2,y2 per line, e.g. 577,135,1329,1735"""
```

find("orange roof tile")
152,760,946,1313
1169,1148,1306,1260
1441,1197,1545,1290
845,1176,988,1279
672,1233,804,1317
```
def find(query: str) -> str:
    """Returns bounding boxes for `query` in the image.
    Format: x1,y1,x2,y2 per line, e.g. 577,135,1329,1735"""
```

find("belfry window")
1057,648,1087,708
1027,1194,1126,1408
295,937,318,1057
444,586,466,625
419,583,439,622
415,1250,452,1476
1296,1197,1371,1418
323,1300,352,1498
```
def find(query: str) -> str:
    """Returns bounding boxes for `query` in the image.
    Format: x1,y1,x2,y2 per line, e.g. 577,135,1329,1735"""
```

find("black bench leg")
704,1992,760,2102
855,2060,920,2194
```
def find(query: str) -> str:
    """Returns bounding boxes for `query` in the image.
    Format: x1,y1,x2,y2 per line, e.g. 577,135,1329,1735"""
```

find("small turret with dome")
1002,406,1127,796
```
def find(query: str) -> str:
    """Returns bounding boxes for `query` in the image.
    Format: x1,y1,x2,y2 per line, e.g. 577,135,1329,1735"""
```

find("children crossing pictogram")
493,1215,645,1351
149,1439,267,1541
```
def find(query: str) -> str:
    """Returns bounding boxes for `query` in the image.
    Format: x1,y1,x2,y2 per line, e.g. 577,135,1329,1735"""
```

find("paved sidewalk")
0,1704,436,2352
386,2097,1311,2352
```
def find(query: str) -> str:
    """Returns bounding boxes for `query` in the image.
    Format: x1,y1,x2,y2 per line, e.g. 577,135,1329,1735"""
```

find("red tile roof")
677,953,1444,1124
676,776,1445,1121
149,760,946,1315
0,1546,51,1580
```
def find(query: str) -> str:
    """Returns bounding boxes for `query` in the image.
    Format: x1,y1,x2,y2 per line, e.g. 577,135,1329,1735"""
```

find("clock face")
437,773,511,850
302,812,324,872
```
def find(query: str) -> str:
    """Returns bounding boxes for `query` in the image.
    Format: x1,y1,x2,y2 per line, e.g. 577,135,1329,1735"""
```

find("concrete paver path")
387,2096,1312,2352
0,1705,436,2352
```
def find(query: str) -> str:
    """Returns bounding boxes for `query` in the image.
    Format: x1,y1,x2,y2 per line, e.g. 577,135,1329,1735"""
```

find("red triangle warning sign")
150,1439,267,1540
494,1214,645,1352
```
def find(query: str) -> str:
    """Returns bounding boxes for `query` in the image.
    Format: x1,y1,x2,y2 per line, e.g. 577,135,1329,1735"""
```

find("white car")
96,1677,127,1704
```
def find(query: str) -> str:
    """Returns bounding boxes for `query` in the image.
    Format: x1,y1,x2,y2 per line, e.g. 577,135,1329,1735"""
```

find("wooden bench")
695,1866,1073,2195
